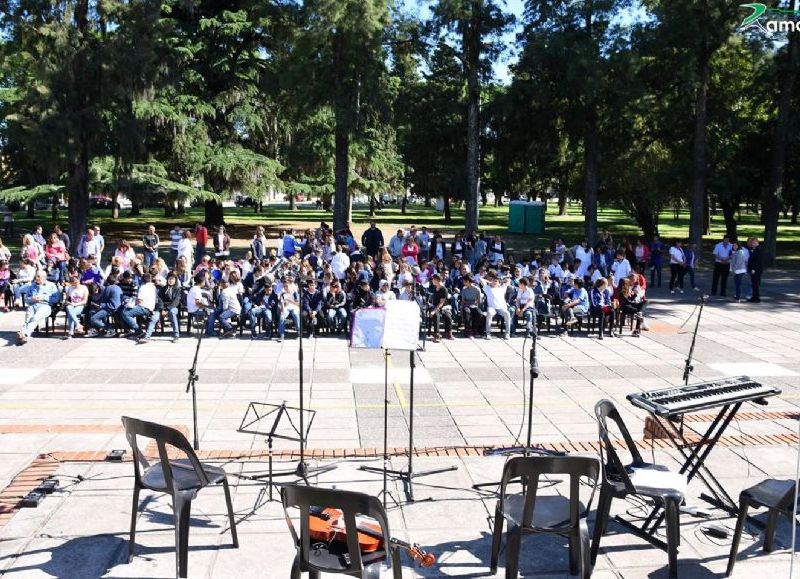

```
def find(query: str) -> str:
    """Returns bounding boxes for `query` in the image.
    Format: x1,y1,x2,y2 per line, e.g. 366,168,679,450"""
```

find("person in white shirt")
668,239,686,294
375,279,396,306
574,239,593,279
187,272,216,335
711,235,733,296
610,250,631,280
330,246,350,280
548,258,564,282
480,272,511,340
218,271,243,337
177,230,194,267
121,273,157,336
512,277,536,336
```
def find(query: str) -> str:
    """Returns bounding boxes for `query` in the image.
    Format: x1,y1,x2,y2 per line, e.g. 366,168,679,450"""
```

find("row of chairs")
120,401,796,579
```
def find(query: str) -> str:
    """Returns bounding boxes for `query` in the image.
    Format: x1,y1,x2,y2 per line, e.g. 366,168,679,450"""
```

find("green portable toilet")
508,201,526,233
524,202,545,234
508,200,545,234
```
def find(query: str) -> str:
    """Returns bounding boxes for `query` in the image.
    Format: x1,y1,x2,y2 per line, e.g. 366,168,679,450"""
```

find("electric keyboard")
627,376,781,417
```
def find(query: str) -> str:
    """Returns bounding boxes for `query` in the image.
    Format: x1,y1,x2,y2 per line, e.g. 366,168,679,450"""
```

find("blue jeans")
326,307,347,330
279,307,300,337
734,273,745,300
145,306,180,338
195,243,205,268
90,308,112,330
512,308,536,335
189,309,216,336
65,304,84,335
249,306,273,336
23,303,51,336
144,250,157,268
122,305,151,332
219,309,238,332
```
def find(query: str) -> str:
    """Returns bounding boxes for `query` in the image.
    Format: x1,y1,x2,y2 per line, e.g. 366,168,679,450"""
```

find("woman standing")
668,239,686,294
401,236,419,265
730,240,749,302
177,230,194,267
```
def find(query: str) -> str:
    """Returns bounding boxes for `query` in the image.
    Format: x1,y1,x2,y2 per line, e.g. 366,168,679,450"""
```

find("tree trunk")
130,197,140,216
463,1,481,235
26,201,35,219
583,111,599,243
558,189,568,216
333,121,349,232
177,200,185,214
443,196,451,222
67,148,90,255
204,200,224,226
424,195,431,208
111,191,120,219
289,193,296,210
689,46,711,250
51,195,59,223
369,194,376,217
720,197,738,240
631,197,657,241
763,28,799,265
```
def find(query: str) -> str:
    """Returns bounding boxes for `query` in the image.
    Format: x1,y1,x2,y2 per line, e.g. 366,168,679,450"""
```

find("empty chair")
490,455,600,579
727,478,798,576
122,416,238,578
281,485,402,579
590,400,687,579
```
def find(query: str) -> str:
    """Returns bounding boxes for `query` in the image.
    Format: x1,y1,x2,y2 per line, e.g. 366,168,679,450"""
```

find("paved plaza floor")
1,271,800,577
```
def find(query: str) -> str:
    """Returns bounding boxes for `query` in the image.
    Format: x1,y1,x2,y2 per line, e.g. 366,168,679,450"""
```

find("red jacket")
194,225,208,245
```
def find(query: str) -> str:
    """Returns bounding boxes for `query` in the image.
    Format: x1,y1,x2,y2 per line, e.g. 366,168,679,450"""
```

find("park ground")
3,202,800,265
0,268,799,576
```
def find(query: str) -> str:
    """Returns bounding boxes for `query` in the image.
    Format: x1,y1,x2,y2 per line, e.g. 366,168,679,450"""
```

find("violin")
309,507,435,568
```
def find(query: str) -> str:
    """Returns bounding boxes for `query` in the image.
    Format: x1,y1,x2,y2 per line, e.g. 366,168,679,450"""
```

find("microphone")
529,336,540,379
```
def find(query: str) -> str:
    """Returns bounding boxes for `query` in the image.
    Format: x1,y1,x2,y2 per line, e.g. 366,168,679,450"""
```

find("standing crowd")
0,220,765,346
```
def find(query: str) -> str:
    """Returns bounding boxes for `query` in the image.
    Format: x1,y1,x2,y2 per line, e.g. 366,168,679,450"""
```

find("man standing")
387,229,405,259
142,225,160,268
417,226,431,260
77,227,98,260
213,225,231,259
93,226,105,267
747,237,763,303
17,271,58,345
251,226,268,260
649,235,664,288
711,234,733,297
194,222,208,267
360,220,384,259
169,224,183,266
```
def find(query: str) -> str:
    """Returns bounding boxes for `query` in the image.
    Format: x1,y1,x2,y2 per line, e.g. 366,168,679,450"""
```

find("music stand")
237,401,333,502
351,302,457,503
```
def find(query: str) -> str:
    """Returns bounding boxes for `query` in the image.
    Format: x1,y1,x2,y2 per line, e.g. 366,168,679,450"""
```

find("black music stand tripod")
682,294,706,385
237,401,330,502
359,351,457,503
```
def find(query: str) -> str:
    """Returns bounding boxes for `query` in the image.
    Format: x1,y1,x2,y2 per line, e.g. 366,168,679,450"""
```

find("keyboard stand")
615,401,765,547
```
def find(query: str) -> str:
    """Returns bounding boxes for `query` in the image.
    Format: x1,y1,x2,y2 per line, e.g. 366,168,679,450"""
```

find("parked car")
89,196,114,209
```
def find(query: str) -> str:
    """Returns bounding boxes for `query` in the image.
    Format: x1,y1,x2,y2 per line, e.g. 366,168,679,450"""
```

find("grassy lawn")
3,202,798,265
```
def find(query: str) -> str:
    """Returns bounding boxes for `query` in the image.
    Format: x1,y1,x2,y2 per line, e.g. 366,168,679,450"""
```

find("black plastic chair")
726,478,798,576
122,416,238,578
490,455,600,579
281,485,402,579
590,400,686,579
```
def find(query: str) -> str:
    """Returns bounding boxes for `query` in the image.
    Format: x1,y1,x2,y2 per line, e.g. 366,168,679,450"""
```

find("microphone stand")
682,295,706,385
186,313,205,451
473,329,563,491
294,273,335,483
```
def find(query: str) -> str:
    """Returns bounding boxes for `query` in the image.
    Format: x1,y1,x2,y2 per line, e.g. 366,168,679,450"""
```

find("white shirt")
482,281,508,311
669,246,685,265
137,283,157,311
220,285,242,314
713,242,732,263
376,289,396,306
186,285,208,314
575,246,593,278
611,258,631,280
516,287,534,307
331,252,350,280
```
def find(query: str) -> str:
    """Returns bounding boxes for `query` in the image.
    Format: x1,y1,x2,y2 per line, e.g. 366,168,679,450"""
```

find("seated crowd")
0,221,654,346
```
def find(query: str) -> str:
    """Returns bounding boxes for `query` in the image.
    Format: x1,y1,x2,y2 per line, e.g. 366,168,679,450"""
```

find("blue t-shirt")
571,287,589,310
